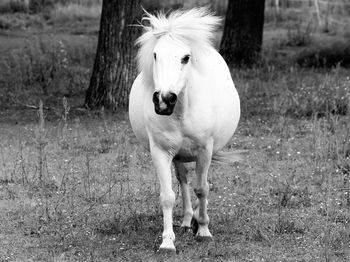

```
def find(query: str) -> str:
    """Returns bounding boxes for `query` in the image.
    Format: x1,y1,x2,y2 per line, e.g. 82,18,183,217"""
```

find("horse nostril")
152,91,160,104
161,93,177,105
167,93,177,105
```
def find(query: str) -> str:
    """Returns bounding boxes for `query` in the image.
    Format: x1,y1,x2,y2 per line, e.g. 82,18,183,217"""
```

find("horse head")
152,35,191,115
136,8,221,116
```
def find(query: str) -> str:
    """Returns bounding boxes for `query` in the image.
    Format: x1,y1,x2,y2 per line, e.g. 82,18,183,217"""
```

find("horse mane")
136,7,222,85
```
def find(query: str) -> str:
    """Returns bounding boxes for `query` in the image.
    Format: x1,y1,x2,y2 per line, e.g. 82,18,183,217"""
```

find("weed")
48,2,101,24
234,64,350,118
0,99,349,261
285,22,313,47
0,0,29,14
296,40,350,68
28,0,55,14
1,38,91,108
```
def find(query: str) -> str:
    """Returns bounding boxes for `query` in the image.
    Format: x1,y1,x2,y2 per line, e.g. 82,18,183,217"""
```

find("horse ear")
141,17,151,28
141,7,154,30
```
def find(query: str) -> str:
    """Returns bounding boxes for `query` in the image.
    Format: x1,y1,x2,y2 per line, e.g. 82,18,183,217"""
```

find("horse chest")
145,114,207,156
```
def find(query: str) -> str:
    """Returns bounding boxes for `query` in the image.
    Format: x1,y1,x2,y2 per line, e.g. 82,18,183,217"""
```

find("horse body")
129,8,240,251
130,49,240,159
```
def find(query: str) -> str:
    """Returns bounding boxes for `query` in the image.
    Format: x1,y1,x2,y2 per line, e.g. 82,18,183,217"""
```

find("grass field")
0,1,350,261
1,97,350,261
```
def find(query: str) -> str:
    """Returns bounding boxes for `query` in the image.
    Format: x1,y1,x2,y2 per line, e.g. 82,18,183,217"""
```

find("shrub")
285,22,313,47
264,7,310,25
295,40,350,68
54,0,102,7
234,65,350,118
48,3,101,24
0,15,12,29
1,38,91,107
0,0,29,14
10,0,29,13
28,0,54,14
0,13,42,29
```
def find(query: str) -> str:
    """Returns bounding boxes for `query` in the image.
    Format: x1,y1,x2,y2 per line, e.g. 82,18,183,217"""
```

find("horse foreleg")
174,161,193,230
194,141,213,241
150,144,176,251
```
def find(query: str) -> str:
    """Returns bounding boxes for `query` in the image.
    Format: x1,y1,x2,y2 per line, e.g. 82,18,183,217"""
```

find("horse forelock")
136,7,221,84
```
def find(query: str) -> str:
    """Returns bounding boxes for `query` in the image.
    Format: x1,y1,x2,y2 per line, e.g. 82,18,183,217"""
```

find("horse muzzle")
152,91,177,115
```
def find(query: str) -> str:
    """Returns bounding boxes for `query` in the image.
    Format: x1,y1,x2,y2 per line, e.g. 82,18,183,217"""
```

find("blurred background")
0,0,350,112
0,0,349,113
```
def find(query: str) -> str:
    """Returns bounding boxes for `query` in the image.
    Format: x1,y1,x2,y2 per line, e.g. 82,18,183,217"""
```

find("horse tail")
211,150,247,165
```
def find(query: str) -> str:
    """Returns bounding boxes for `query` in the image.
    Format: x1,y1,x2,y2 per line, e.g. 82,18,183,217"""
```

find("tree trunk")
85,0,142,110
219,0,265,67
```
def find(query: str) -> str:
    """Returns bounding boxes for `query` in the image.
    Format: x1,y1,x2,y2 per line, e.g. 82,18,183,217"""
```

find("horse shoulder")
129,72,152,150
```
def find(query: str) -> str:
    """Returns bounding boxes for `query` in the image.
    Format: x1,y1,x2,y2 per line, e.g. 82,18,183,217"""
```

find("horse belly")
188,53,240,153
208,52,240,151
129,73,151,150
212,86,240,152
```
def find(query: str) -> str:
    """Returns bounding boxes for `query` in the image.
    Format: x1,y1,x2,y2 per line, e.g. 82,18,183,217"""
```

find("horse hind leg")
174,161,194,232
193,142,214,241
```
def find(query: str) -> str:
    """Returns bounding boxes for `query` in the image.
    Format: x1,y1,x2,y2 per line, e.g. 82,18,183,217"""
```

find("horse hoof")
159,238,176,253
195,235,213,242
181,226,193,234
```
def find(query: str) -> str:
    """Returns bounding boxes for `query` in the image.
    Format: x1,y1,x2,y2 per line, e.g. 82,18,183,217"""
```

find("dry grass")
0,1,350,260
0,0,29,14
49,3,101,24
0,34,350,261
0,102,349,261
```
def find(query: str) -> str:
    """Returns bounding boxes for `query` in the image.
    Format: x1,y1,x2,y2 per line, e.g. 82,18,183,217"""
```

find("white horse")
129,8,241,252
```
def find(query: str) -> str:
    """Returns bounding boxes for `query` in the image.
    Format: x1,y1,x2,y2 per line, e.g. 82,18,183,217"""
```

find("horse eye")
153,52,157,60
181,54,190,64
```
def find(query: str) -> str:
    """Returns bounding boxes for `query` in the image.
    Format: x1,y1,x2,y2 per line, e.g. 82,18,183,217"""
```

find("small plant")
35,99,48,184
0,0,29,14
28,0,54,14
296,41,350,68
48,2,101,24
59,96,70,149
286,22,313,47
1,38,90,108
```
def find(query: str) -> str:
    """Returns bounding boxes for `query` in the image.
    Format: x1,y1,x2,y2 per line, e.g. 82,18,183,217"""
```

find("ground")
1,4,350,262
1,111,350,261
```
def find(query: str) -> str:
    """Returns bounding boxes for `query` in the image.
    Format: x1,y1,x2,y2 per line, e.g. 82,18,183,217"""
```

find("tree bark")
219,0,265,67
85,0,142,110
